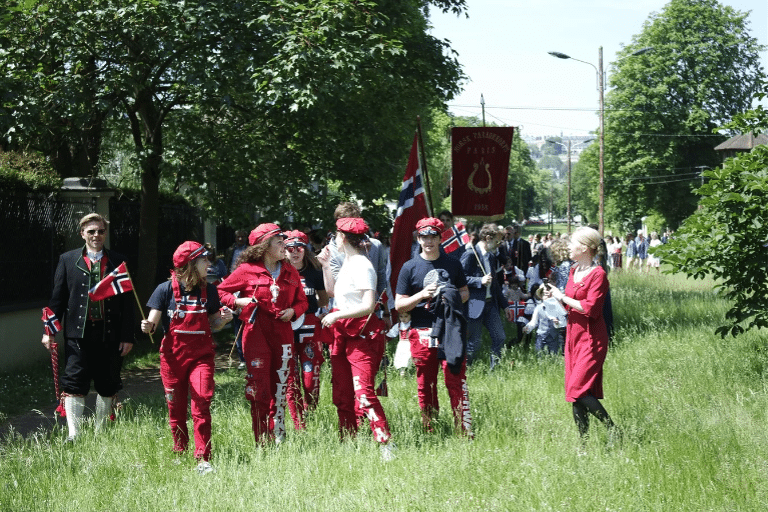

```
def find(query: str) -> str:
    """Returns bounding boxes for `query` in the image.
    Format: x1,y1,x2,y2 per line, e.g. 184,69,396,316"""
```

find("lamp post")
549,46,653,235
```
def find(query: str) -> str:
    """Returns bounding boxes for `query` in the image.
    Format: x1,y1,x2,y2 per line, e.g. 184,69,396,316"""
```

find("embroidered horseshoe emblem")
467,161,492,195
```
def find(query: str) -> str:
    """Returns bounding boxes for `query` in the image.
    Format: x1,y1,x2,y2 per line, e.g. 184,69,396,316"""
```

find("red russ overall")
329,314,390,443
161,275,216,461
218,224,308,444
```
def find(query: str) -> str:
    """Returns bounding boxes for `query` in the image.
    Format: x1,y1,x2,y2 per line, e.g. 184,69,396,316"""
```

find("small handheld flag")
41,307,62,336
89,262,133,301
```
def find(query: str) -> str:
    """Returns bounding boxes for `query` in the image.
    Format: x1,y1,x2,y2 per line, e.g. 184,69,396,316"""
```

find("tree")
602,0,765,229
570,143,599,226
1,0,466,298
656,81,768,337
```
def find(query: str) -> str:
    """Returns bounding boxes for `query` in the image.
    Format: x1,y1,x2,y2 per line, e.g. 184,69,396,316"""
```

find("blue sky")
429,0,768,138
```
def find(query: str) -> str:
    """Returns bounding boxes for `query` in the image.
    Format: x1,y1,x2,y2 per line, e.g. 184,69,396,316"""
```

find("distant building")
714,132,768,161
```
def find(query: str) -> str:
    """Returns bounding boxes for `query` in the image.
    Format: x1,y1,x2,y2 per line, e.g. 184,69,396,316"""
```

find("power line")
606,170,703,182
448,103,730,137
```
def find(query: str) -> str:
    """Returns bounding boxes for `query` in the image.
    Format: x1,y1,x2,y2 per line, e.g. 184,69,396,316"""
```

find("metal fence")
109,199,204,284
0,190,202,311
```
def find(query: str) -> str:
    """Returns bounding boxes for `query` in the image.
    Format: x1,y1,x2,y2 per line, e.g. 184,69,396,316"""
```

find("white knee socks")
64,396,85,440
95,394,115,431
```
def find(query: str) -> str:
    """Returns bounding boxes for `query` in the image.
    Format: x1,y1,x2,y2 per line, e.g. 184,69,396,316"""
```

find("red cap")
173,241,209,268
284,230,309,246
415,217,444,236
336,217,368,235
249,223,285,246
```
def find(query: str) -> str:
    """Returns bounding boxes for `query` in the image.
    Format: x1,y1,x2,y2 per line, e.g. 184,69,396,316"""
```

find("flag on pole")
440,221,472,254
41,307,62,336
89,261,133,301
389,133,429,300
508,301,527,322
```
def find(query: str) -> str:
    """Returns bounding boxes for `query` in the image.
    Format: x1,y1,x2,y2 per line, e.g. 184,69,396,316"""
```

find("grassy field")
2,270,768,511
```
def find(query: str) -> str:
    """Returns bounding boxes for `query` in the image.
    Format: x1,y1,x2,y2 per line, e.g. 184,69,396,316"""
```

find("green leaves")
602,0,765,230
657,113,768,337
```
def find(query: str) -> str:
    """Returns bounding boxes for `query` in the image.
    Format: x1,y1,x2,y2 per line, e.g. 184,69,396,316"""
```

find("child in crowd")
523,285,566,355
141,241,233,474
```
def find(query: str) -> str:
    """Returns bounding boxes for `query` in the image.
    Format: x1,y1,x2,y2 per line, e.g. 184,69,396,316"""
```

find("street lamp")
548,46,653,235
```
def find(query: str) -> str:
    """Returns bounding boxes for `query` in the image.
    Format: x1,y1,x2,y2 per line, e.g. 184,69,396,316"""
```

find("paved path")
1,348,241,441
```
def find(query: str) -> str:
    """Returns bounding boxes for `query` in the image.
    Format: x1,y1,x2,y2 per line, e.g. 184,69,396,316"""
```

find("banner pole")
416,116,434,217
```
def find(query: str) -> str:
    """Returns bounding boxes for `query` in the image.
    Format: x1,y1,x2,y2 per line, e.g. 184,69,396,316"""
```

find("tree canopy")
1,0,466,298
601,0,765,231
656,81,768,337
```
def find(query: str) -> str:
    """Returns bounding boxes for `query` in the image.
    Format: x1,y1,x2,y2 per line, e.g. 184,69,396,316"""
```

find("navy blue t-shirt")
396,253,467,328
146,280,222,334
299,265,325,315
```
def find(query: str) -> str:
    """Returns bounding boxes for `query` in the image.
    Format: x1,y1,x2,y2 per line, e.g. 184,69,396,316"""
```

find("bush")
0,151,61,192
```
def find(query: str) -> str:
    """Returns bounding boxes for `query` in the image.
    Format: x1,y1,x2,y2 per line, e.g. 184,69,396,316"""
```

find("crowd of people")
41,208,627,472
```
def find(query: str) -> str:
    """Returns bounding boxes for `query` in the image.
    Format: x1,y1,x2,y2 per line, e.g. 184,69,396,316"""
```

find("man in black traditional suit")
41,213,134,441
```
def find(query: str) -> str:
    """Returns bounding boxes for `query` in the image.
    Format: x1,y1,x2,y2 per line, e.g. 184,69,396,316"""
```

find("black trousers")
61,321,124,396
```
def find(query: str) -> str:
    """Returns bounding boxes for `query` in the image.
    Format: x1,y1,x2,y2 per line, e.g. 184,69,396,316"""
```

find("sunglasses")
85,229,106,235
286,246,305,253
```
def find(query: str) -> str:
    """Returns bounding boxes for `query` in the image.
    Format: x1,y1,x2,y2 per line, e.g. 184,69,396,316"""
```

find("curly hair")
235,236,275,266
548,237,570,264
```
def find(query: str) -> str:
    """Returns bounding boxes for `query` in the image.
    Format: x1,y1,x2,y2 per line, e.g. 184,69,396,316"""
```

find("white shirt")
334,253,376,312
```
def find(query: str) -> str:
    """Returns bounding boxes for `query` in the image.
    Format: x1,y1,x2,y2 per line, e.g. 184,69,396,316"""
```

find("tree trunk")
134,88,163,304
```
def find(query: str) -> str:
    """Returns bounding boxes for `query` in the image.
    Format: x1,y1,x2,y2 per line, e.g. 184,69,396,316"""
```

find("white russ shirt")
334,253,376,312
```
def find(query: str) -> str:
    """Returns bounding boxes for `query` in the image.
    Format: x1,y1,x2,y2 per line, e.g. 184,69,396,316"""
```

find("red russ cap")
415,217,444,236
336,217,368,235
173,241,208,268
284,230,308,246
249,223,285,245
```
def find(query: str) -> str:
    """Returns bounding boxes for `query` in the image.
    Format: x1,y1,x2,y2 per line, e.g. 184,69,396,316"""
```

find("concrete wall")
0,308,49,371
0,179,116,372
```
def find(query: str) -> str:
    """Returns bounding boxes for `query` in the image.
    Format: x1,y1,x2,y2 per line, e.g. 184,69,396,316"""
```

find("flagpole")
471,244,492,299
124,265,153,344
416,116,434,217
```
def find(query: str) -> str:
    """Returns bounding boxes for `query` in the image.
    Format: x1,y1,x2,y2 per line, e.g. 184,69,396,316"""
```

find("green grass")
3,271,768,510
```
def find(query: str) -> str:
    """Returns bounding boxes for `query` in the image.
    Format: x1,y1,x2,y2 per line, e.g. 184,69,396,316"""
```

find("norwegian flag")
389,132,430,297
508,300,527,322
41,307,62,336
88,261,133,301
456,222,471,245
440,226,460,253
440,222,471,254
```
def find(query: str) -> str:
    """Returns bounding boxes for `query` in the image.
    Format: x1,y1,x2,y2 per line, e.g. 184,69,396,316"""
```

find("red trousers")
160,352,215,460
287,315,325,430
330,318,391,443
409,328,472,435
243,317,294,443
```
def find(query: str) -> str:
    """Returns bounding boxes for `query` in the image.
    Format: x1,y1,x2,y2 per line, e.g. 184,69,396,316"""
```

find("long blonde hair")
173,261,205,290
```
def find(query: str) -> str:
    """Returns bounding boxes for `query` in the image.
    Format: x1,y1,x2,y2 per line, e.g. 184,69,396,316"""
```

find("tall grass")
3,271,768,511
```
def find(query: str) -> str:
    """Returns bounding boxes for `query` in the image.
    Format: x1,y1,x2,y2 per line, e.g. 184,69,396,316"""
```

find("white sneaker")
195,461,215,475
238,362,246,370
380,442,397,461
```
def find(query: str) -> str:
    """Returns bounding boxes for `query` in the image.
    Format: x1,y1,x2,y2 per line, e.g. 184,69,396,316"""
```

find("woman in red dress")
547,226,616,437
